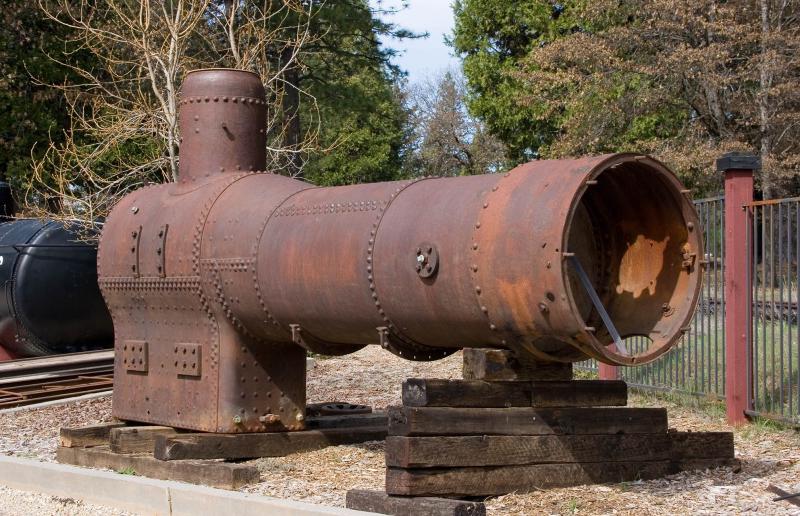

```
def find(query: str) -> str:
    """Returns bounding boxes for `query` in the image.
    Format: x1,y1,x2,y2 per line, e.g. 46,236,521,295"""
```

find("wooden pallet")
57,408,387,490
347,372,738,511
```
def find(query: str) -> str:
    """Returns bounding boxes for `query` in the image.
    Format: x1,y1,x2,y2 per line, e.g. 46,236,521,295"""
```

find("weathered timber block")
463,348,572,381
59,422,126,448
56,445,259,490
154,426,387,461
388,406,667,436
110,426,181,454
386,434,674,468
305,412,388,430
402,379,627,408
668,431,735,459
385,431,736,468
346,489,486,516
385,461,674,496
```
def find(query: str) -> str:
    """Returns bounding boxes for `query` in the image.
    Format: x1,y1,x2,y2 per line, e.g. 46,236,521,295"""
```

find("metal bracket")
290,324,303,346
566,255,628,356
157,224,169,278
377,326,390,348
681,251,697,271
131,225,142,278
171,343,201,377
122,340,148,372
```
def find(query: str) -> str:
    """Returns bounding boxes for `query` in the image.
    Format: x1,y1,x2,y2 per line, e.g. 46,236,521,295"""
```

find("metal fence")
746,198,800,424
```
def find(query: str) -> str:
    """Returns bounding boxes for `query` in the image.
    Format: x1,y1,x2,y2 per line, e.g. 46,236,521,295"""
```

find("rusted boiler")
98,69,702,433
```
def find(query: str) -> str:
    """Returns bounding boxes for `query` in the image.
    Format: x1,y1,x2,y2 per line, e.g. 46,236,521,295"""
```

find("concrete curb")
0,455,373,515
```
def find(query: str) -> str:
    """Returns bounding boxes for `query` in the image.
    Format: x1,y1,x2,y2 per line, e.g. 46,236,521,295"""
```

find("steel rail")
0,350,114,409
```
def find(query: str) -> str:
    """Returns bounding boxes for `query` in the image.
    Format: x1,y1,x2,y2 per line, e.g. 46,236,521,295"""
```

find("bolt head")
232,415,243,424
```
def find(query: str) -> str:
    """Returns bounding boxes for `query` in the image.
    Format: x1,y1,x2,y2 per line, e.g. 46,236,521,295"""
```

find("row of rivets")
179,96,266,105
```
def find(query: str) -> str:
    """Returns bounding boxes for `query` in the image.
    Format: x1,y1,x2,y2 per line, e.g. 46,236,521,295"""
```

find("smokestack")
177,69,267,183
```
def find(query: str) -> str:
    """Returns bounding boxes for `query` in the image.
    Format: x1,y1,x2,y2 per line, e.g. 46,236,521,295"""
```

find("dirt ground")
0,346,798,515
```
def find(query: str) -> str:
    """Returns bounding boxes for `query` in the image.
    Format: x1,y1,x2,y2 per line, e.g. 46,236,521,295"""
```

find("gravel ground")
0,346,798,515
0,484,133,515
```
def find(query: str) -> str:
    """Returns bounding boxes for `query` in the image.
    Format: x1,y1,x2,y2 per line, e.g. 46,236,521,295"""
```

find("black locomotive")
0,181,113,357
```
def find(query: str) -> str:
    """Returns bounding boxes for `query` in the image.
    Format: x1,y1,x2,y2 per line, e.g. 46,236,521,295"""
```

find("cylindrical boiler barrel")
206,156,701,367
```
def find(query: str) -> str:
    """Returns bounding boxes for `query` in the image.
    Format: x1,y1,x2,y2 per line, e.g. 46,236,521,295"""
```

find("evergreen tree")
0,1,92,193
450,0,581,162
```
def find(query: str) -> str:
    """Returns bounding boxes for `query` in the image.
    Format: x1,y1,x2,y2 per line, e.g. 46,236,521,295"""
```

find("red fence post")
598,345,618,380
718,152,758,425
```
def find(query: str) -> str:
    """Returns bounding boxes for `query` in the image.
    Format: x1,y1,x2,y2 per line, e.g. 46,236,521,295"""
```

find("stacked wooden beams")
56,409,387,490
382,379,737,497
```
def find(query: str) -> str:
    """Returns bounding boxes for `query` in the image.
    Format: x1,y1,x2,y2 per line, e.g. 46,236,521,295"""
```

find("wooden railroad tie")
346,489,486,516
57,406,387,490
462,348,572,381
402,378,628,408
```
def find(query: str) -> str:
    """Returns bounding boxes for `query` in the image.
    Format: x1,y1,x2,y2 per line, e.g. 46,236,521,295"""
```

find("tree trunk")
281,47,302,179
759,0,773,199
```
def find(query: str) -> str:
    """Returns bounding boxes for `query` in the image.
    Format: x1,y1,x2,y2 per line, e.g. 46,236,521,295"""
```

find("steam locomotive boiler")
98,69,702,433
0,181,113,358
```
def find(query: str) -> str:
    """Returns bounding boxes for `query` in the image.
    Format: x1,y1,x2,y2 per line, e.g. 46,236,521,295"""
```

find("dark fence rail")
747,198,800,424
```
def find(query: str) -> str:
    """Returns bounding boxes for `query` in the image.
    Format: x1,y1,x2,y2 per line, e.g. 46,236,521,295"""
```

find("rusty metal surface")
99,68,702,433
178,68,266,183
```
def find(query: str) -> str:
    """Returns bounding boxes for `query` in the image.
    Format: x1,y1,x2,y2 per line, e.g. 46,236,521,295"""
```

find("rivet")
475,286,481,294
471,265,478,272
481,306,488,313
475,222,481,228
472,243,478,250
490,324,497,331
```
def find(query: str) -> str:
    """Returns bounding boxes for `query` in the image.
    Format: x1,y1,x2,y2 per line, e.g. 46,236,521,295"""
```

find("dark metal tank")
0,219,113,357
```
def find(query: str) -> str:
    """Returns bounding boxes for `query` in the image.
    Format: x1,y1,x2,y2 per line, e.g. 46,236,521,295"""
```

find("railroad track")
0,350,113,409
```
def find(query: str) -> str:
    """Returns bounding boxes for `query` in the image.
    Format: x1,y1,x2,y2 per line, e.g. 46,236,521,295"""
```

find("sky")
370,0,460,84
